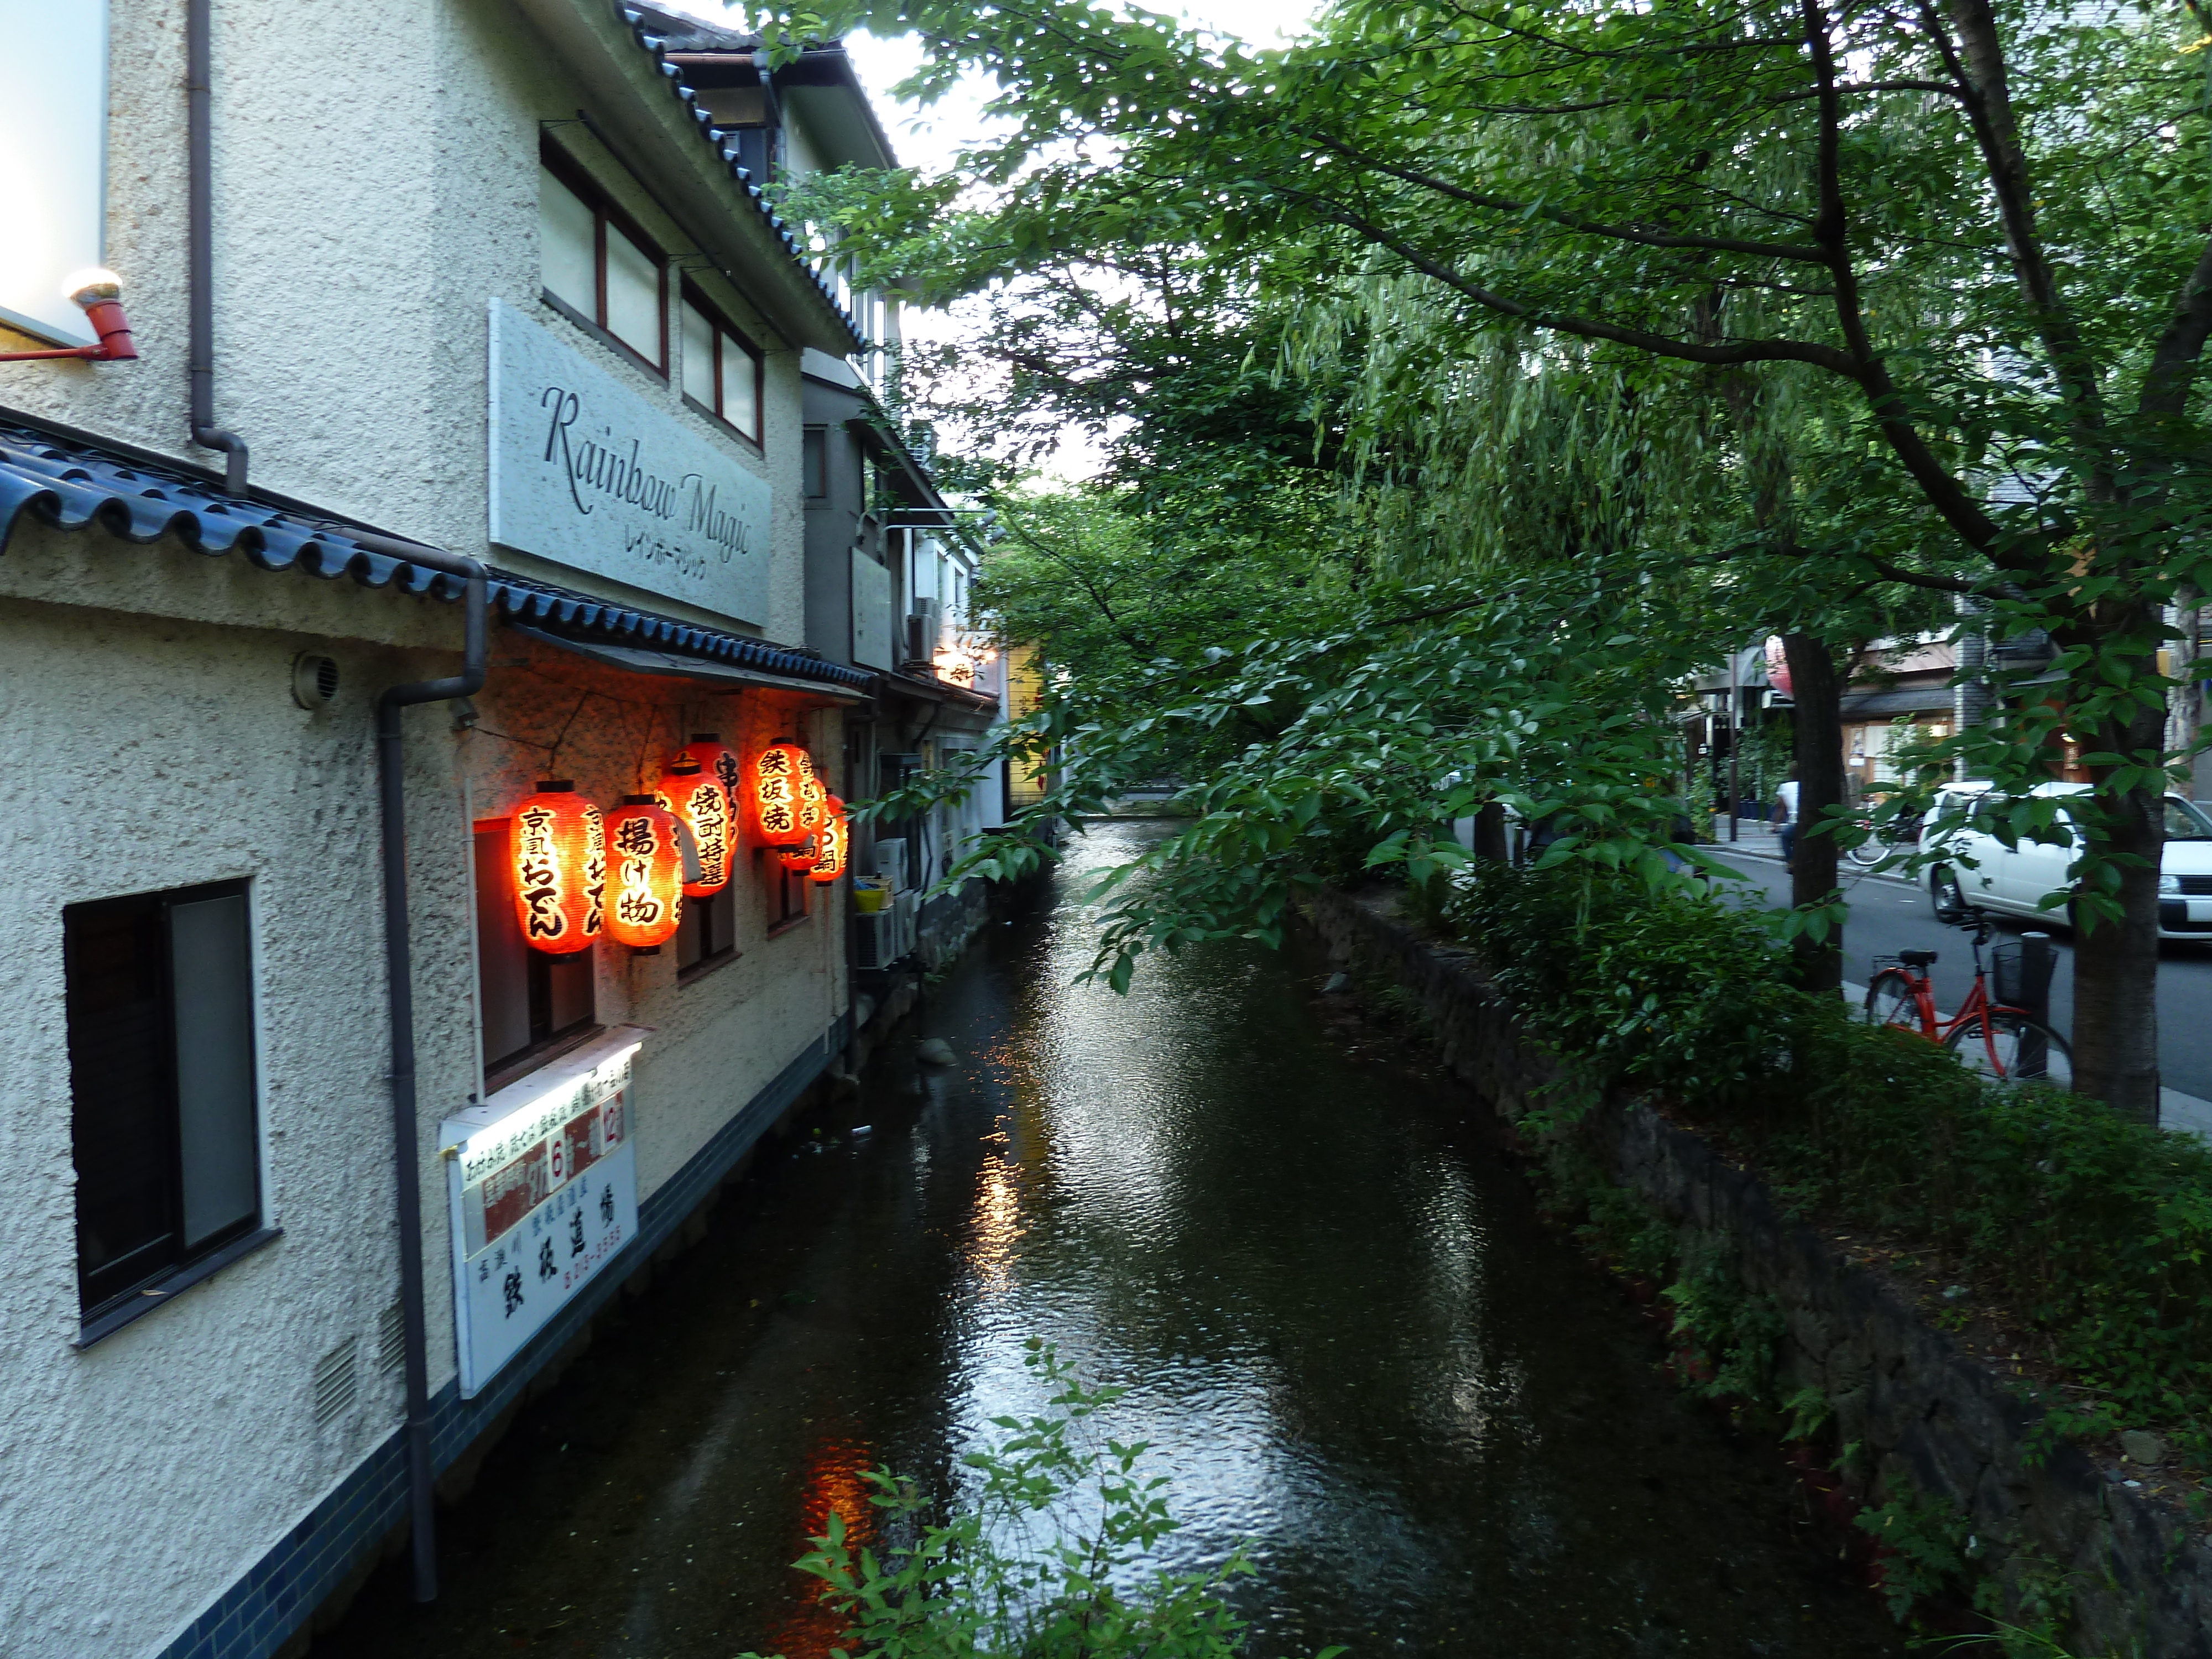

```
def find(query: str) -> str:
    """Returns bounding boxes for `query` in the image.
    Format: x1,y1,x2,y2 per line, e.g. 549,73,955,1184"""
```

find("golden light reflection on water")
965,1151,1028,1290
765,1433,879,1659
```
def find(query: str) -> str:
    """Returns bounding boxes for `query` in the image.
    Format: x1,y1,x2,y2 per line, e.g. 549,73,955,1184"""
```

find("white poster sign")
852,547,893,671
442,1027,646,1397
488,297,773,624
0,1,107,347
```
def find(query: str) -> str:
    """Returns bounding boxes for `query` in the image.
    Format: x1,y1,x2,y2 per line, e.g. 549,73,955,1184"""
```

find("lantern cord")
545,688,594,780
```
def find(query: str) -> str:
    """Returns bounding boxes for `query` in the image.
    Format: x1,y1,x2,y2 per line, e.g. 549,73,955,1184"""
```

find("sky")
699,2,1329,477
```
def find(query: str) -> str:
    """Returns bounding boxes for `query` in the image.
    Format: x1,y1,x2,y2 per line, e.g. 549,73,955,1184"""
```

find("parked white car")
1921,781,2212,940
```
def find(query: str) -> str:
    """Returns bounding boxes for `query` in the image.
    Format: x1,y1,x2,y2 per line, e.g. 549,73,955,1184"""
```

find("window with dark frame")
769,855,810,931
65,880,262,1319
474,826,597,1083
676,886,738,973
679,286,763,442
539,148,667,373
802,426,829,499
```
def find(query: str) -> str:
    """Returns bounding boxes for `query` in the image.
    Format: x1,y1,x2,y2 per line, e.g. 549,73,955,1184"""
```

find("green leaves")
735,1342,1306,1659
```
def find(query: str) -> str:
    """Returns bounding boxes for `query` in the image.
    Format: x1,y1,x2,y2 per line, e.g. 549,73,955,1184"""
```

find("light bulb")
62,267,122,305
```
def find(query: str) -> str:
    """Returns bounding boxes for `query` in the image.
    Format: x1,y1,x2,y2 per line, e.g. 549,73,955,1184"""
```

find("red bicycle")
1861,913,2072,1081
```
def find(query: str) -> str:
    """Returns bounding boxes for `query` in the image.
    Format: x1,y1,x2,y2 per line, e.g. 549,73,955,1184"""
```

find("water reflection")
319,819,1903,1659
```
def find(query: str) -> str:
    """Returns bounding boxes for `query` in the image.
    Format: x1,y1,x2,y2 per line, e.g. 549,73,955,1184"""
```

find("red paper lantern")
795,749,828,835
603,795,685,950
809,796,849,884
748,739,815,846
679,733,745,857
509,782,603,955
654,758,733,896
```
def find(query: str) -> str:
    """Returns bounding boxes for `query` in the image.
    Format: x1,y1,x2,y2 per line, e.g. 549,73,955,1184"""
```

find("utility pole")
1727,645,1741,843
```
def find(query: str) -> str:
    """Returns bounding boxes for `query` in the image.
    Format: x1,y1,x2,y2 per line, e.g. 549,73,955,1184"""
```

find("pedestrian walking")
1773,764,1801,873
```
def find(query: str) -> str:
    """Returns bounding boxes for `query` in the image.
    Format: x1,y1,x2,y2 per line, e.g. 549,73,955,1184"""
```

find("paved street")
1712,844,2212,1114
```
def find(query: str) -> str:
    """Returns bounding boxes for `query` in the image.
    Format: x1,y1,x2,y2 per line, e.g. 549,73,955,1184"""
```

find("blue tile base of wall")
156,1016,847,1659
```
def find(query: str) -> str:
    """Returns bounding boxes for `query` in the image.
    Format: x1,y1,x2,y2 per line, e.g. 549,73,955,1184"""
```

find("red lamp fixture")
808,796,849,884
510,783,604,954
680,733,745,843
0,270,140,363
747,739,815,846
654,757,733,896
795,749,828,835
603,795,686,950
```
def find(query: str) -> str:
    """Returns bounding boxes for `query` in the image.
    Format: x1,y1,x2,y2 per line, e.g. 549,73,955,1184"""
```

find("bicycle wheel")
1849,835,1884,867
1944,1009,2072,1082
1863,970,1922,1030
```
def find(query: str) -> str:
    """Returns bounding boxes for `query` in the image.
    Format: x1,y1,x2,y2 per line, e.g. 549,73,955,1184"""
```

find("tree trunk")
1473,800,1510,863
2072,697,2166,1122
1782,631,1846,996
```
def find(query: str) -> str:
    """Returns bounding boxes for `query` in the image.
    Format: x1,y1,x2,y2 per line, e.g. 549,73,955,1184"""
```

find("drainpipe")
371,535,488,1603
187,0,248,493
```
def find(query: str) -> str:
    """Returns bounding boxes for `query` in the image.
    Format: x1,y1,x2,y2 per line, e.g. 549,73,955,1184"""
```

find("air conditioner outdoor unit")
875,837,909,890
906,598,943,663
853,911,900,971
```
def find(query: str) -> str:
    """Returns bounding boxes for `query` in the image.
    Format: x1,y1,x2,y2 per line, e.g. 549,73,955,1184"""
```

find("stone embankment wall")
1309,886,2212,1658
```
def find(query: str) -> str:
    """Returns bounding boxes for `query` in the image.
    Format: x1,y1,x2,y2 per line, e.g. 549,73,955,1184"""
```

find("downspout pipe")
373,539,488,1603
187,0,248,493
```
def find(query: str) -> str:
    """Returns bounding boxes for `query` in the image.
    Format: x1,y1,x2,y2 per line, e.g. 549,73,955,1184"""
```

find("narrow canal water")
325,821,1903,1658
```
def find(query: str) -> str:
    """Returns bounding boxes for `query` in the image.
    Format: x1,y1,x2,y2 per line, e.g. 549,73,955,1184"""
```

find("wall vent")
312,1338,359,1427
377,1301,406,1375
291,652,340,710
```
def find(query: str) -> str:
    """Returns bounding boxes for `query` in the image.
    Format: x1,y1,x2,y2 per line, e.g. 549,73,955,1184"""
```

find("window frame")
679,283,764,445
64,878,277,1343
538,142,669,378
766,852,811,935
676,885,740,980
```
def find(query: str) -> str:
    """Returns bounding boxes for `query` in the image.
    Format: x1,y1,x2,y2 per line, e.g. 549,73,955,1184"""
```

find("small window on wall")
539,155,666,371
769,859,810,931
680,290,763,441
676,888,737,974
802,427,829,499
475,827,597,1083
65,881,263,1321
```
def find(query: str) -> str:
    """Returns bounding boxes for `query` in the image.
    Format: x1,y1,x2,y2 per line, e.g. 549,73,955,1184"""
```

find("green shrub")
741,1340,1346,1659
1444,866,2212,1465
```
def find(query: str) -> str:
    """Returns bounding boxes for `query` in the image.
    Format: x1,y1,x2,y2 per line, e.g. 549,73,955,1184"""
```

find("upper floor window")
680,289,763,442
540,156,666,373
66,881,263,1322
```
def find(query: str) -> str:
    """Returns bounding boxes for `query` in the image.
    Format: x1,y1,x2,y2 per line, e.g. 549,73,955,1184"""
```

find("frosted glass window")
170,894,259,1250
604,221,662,364
539,167,597,318
680,299,717,408
680,289,761,441
720,338,759,438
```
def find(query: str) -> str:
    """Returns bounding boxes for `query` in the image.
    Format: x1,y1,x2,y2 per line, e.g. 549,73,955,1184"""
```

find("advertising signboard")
441,1027,645,1397
488,297,773,625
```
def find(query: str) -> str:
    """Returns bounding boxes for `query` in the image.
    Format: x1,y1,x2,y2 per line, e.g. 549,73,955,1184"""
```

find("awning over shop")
510,624,867,701
1839,686,1955,719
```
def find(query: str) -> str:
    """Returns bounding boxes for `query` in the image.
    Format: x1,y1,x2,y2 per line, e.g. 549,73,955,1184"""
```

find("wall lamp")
0,269,140,363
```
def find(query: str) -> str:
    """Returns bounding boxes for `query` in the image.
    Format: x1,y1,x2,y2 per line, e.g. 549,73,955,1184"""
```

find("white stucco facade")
0,3,882,1654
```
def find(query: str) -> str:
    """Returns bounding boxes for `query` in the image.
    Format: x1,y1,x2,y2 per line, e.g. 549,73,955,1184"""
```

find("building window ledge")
677,947,742,987
766,914,811,941
75,1227,282,1349
484,1022,608,1099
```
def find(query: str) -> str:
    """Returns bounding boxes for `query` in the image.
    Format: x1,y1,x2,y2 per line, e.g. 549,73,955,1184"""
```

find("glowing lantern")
654,758,733,896
794,747,828,835
778,833,820,873
748,739,815,846
808,796,849,884
680,732,745,854
602,795,685,950
509,782,603,955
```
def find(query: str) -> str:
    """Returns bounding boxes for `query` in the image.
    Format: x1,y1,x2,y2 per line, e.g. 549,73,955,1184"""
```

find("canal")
323,821,1904,1658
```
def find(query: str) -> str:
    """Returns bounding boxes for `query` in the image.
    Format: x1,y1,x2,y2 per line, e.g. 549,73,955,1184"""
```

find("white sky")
705,2,1328,478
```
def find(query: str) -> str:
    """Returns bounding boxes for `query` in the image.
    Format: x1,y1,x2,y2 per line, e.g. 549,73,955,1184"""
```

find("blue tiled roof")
615,3,863,345
0,421,875,691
